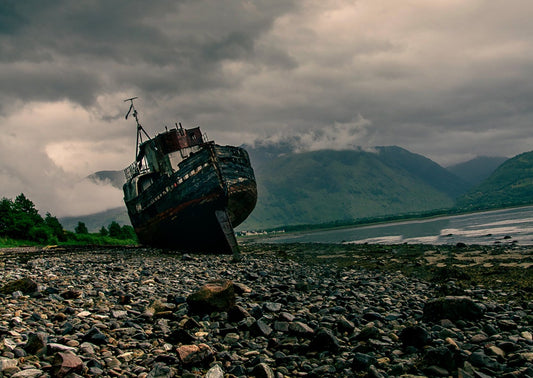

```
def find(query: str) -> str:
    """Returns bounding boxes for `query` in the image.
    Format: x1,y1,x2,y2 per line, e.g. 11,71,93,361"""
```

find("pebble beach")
0,243,532,377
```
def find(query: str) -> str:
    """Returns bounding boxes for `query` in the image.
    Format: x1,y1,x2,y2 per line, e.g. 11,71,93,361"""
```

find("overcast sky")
1,0,533,217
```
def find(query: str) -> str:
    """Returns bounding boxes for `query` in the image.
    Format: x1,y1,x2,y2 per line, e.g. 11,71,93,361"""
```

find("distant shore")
239,204,533,240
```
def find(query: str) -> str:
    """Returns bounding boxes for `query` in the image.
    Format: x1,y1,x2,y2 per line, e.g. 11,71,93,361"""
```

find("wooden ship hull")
122,100,256,255
124,144,256,253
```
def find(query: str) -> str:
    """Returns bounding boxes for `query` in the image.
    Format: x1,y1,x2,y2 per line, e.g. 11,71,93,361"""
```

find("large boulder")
423,296,485,322
187,279,235,315
0,277,38,295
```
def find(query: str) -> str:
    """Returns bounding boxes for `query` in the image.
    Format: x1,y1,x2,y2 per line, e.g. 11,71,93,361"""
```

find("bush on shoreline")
0,193,137,247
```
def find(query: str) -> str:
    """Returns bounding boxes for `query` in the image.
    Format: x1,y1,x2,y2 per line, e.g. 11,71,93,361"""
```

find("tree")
14,193,41,224
0,198,14,235
99,226,108,236
45,213,65,241
5,194,43,239
121,225,136,240
75,221,88,234
108,221,121,238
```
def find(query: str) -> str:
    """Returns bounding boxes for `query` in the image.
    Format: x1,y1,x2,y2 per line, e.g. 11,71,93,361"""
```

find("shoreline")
239,204,533,243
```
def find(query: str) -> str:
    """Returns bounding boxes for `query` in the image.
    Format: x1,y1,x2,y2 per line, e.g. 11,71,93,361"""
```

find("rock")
0,277,37,294
147,362,172,377
0,245,531,378
337,315,355,333
486,345,505,361
423,296,485,321
83,327,108,345
352,352,377,371
227,305,251,322
24,332,47,355
263,302,282,312
399,325,431,349
0,357,18,372
251,362,275,378
176,344,214,366
166,328,196,344
10,369,43,378
309,327,340,352
233,282,252,294
355,323,380,341
423,346,456,371
145,299,173,318
47,343,77,354
223,332,240,345
251,318,273,337
205,364,224,378
52,351,84,377
289,321,314,337
186,279,235,314
423,365,449,376
468,350,502,372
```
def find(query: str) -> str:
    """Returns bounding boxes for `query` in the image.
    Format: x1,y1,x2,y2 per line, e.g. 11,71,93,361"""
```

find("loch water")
266,206,533,245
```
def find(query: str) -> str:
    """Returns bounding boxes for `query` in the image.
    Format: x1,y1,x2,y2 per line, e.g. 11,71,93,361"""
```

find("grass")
0,235,138,249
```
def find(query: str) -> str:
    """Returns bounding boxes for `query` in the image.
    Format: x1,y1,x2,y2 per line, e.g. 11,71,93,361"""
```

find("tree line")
0,193,137,246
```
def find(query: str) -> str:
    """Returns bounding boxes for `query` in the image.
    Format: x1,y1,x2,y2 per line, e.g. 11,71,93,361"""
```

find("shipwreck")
122,98,257,256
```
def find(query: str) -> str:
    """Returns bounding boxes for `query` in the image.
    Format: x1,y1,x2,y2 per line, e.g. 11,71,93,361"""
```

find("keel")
215,209,241,260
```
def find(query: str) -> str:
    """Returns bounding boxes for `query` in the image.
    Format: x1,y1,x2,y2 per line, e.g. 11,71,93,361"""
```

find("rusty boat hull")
124,141,257,254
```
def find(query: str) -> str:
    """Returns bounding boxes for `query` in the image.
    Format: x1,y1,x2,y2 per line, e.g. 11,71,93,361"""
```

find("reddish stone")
176,343,214,366
52,351,84,377
186,279,235,314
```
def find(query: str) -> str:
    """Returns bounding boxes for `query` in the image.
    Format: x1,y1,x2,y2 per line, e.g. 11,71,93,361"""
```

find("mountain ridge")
447,156,508,188
456,151,533,210
63,146,523,231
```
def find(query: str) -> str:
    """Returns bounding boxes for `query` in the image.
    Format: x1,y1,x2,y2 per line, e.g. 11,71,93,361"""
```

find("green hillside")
456,151,533,210
239,147,464,230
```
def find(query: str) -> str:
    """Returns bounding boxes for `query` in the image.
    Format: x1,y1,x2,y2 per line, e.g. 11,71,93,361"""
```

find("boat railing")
124,161,150,180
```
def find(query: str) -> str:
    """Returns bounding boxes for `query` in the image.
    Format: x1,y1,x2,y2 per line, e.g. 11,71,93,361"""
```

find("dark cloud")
1,0,533,215
0,0,297,112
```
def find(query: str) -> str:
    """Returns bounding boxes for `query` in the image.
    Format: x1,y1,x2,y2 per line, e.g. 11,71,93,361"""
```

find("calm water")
265,206,533,245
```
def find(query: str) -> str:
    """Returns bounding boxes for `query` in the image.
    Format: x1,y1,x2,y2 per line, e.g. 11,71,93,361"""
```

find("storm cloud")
1,0,533,216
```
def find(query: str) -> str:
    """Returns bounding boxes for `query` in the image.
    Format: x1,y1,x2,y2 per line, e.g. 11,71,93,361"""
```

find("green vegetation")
241,147,464,230
0,193,137,247
456,151,533,211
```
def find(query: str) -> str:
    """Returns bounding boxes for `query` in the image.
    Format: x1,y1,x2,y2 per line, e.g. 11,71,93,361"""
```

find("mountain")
87,170,125,189
456,151,533,210
447,156,508,188
239,146,468,230
66,145,473,232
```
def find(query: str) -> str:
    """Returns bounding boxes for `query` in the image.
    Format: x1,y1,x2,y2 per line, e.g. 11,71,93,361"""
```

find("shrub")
28,225,54,244
75,221,89,234
108,221,122,238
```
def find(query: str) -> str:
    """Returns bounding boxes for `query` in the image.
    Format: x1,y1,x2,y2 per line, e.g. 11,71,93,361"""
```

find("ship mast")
124,97,151,161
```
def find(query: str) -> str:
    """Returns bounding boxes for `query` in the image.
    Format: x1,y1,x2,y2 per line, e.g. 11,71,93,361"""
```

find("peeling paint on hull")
124,143,257,253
